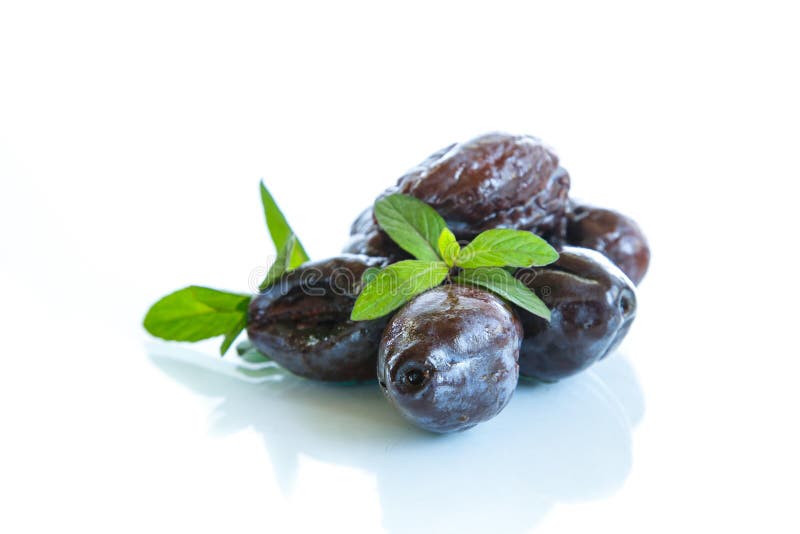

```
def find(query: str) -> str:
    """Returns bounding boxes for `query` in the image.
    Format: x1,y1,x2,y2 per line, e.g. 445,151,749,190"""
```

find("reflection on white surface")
148,346,643,534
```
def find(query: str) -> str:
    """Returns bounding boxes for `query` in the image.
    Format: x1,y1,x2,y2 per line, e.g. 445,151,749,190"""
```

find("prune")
565,201,650,285
247,254,388,382
345,132,571,259
390,132,570,236
514,247,637,382
378,284,522,433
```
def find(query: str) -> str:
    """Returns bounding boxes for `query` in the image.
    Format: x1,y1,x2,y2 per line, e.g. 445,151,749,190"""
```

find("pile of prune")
247,132,649,433
145,132,649,434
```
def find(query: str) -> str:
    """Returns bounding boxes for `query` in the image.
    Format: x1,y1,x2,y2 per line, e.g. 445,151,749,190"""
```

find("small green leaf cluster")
143,181,304,355
351,194,559,321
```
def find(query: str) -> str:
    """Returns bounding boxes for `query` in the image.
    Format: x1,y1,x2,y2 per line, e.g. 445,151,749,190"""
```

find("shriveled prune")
345,132,571,259
514,247,637,382
565,201,650,285
247,255,388,382
391,132,570,237
378,284,522,433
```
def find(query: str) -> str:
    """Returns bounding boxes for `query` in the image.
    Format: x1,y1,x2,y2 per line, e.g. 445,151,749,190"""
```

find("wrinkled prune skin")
514,247,637,382
345,132,571,260
391,133,570,236
247,255,388,382
565,201,650,285
378,285,522,433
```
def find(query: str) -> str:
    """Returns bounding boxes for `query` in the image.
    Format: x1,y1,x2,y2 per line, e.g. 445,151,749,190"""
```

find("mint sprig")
143,286,251,355
260,180,309,269
144,182,309,355
351,194,558,321
259,233,296,291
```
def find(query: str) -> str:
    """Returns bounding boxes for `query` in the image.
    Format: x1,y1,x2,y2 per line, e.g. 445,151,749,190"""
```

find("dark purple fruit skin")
378,285,522,433
345,132,570,260
564,201,650,285
247,255,388,382
392,133,569,236
514,247,637,382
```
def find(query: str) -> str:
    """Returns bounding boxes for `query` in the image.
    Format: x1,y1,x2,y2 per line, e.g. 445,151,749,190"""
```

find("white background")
2,1,799,533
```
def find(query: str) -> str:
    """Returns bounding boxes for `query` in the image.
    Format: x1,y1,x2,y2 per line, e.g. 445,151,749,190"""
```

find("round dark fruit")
345,132,571,259
247,255,388,382
565,201,650,285
378,284,522,433
514,247,637,382
390,132,570,237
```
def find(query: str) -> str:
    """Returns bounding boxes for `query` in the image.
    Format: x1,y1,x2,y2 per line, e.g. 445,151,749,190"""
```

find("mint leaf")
457,229,559,269
260,181,309,268
438,228,460,267
143,286,251,354
362,266,381,285
374,194,447,262
259,234,296,291
220,315,247,355
351,260,449,320
455,267,551,321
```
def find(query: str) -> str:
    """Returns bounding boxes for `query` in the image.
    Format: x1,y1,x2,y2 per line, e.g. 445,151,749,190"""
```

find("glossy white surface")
1,2,798,533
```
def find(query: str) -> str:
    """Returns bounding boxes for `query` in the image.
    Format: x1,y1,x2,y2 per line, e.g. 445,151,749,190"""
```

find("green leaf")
455,267,551,321
351,260,449,320
259,234,296,291
235,340,273,364
220,315,247,356
373,194,447,261
438,228,460,267
456,229,559,269
143,286,251,354
361,266,381,285
260,181,309,268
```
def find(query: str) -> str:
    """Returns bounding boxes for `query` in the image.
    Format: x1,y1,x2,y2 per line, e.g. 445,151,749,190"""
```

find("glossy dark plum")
345,132,571,259
247,255,388,382
565,201,650,285
378,285,522,433
514,247,637,382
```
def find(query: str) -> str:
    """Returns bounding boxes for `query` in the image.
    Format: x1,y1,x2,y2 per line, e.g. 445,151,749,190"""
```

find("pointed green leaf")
457,229,559,269
143,286,252,352
260,181,309,268
373,194,447,261
351,260,449,320
259,234,296,291
438,228,460,267
220,315,247,355
455,267,551,321
361,266,381,285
